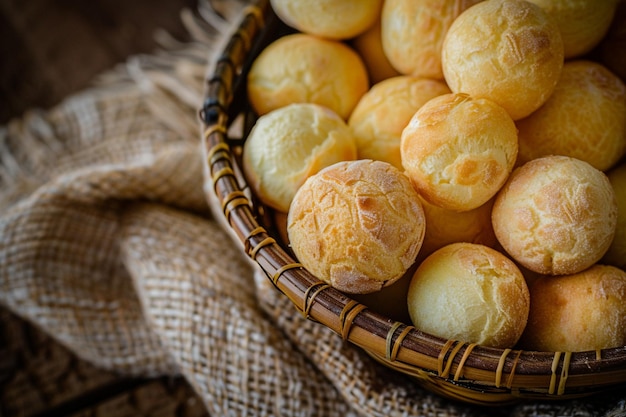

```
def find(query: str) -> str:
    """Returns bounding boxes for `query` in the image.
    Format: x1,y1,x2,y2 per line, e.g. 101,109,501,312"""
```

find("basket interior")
199,0,626,406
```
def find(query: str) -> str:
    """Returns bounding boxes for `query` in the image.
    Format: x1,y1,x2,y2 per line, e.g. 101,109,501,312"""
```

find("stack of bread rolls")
241,0,626,352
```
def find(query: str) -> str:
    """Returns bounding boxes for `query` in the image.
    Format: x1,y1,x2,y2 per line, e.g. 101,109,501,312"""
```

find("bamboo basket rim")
199,0,626,406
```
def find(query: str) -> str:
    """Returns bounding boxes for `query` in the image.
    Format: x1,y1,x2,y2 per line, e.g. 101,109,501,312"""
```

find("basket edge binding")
198,0,626,406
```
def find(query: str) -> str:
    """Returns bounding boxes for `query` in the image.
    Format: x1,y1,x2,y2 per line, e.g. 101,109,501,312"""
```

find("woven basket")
199,0,626,406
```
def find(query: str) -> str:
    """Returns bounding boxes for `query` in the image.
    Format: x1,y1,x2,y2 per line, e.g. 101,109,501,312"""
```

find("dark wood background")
0,0,197,124
0,0,214,415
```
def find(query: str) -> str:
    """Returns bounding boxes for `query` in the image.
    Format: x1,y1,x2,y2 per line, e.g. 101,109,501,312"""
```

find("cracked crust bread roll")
517,60,626,172
380,0,483,79
348,75,451,170
287,159,426,294
407,242,530,349
492,155,618,276
401,92,518,212
270,0,383,40
247,33,369,120
441,0,564,120
519,264,626,352
242,103,357,213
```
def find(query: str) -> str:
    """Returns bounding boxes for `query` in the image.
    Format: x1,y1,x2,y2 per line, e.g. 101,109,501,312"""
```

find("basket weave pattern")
200,0,626,405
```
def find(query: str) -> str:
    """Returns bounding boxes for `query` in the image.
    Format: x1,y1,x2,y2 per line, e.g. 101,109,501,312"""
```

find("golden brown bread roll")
516,60,626,172
287,159,425,294
348,76,451,170
519,264,626,352
418,196,497,261
247,34,369,120
401,92,518,212
242,103,357,213
270,0,383,40
492,155,618,276
407,242,530,349
441,0,564,120
351,18,401,84
526,0,620,59
380,0,483,79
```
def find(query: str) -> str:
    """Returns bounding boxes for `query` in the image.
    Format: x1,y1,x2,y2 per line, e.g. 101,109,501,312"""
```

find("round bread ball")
519,264,626,352
351,18,401,84
603,162,626,270
270,0,382,40
526,0,620,59
381,0,483,79
288,160,426,294
407,242,530,349
517,60,626,172
441,0,564,120
418,196,497,261
492,155,618,276
348,76,451,170
401,92,518,212
243,103,357,213
247,34,369,119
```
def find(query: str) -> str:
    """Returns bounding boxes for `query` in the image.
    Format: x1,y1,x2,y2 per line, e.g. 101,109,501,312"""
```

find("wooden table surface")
1,0,213,415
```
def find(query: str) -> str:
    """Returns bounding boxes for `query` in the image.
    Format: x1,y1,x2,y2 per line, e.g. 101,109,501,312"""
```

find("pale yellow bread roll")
351,18,401,84
520,264,626,352
247,34,369,120
526,0,620,59
287,160,425,294
603,162,626,270
492,155,618,276
242,103,357,213
348,76,451,170
418,196,497,261
442,0,564,120
401,93,518,212
381,0,483,79
407,242,530,349
270,0,383,40
517,60,626,172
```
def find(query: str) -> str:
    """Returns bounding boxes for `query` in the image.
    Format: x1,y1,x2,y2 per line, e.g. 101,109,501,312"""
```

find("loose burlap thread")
1,1,625,416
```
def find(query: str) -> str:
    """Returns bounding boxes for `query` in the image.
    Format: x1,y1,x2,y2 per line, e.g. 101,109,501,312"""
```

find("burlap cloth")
1,1,625,416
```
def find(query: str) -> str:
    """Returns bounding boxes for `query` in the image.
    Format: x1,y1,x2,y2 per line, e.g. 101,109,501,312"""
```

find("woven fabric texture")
1,1,625,416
